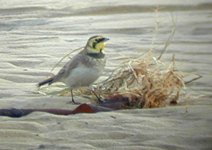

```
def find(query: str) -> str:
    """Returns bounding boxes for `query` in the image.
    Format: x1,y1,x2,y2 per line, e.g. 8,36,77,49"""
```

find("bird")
38,35,109,104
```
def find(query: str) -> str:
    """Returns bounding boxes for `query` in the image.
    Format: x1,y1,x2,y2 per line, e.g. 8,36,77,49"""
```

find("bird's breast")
63,63,104,88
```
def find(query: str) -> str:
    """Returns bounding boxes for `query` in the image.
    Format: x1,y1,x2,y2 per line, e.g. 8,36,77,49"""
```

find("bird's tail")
38,77,54,87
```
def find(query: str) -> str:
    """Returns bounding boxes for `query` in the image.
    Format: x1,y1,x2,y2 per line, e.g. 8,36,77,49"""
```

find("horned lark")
38,35,109,104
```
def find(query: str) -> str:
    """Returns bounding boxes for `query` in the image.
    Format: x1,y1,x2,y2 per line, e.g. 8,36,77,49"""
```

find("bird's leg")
70,89,80,105
91,89,103,104
71,89,74,103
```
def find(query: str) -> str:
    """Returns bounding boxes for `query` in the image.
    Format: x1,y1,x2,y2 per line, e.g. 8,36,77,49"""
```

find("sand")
0,0,212,149
0,102,211,150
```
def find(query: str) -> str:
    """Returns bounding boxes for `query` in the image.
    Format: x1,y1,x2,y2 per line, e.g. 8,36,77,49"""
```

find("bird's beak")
99,37,109,43
103,37,109,42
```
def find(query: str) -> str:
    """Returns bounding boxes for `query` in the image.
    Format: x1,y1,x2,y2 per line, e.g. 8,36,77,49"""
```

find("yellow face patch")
95,42,105,51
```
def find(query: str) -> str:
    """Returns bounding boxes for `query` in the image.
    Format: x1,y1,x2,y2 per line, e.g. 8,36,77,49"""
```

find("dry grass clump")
94,51,185,108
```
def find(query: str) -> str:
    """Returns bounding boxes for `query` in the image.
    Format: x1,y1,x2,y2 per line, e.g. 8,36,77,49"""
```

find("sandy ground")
0,0,212,150
0,100,211,150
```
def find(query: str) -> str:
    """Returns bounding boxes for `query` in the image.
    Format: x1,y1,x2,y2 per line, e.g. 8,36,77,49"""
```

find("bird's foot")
90,89,104,104
96,97,104,104
66,99,81,105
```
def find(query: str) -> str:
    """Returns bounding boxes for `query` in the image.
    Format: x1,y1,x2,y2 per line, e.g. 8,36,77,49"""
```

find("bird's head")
85,35,109,54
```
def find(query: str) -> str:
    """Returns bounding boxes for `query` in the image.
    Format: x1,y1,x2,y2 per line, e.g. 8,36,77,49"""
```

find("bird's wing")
53,53,86,82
